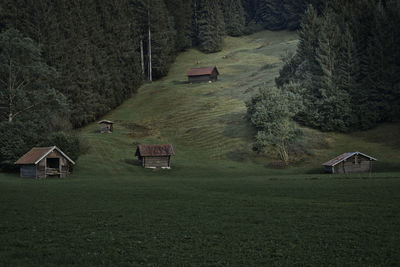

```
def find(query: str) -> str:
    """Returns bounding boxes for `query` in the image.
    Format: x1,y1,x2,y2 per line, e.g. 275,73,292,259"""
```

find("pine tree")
221,0,245,36
195,0,225,53
0,28,66,123
165,0,193,51
312,11,351,131
255,0,286,30
149,0,177,78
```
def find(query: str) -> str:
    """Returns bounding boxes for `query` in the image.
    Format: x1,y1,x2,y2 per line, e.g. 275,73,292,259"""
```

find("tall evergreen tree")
195,0,225,53
277,0,400,131
0,28,66,123
221,0,245,36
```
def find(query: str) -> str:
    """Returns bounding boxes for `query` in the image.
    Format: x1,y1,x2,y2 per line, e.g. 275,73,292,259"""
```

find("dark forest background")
0,0,399,169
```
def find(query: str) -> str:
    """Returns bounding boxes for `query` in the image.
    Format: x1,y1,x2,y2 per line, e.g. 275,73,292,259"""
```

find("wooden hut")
187,66,219,83
98,120,114,133
135,144,175,169
323,152,377,174
15,146,75,178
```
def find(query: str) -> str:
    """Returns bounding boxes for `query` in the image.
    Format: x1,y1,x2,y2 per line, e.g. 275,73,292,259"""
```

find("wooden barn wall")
100,123,112,133
211,69,218,80
143,156,170,168
20,165,37,178
189,75,212,83
343,161,371,173
37,159,46,178
38,150,71,177
333,155,372,174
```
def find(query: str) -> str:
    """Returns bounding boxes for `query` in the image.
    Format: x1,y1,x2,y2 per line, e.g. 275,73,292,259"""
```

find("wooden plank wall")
143,156,170,168
20,165,37,178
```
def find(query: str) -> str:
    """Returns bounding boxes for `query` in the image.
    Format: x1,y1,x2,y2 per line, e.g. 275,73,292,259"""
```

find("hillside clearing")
77,30,400,175
0,31,399,266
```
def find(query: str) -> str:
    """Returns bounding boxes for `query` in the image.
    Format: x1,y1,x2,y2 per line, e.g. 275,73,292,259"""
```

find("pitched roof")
322,152,377,167
98,120,114,124
136,144,175,157
15,146,75,165
187,66,219,76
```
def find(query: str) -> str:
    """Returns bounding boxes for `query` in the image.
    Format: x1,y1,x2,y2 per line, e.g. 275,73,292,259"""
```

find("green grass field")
1,30,400,265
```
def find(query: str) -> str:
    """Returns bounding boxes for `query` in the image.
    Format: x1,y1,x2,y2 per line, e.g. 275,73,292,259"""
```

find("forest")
0,0,399,169
247,0,400,164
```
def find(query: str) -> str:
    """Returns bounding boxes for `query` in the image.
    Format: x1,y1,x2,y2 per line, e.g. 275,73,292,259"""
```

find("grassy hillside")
76,30,400,175
0,31,399,266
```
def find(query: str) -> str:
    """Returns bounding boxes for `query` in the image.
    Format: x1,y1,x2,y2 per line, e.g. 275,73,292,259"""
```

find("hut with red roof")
322,152,376,174
15,146,75,178
187,66,219,83
135,144,175,169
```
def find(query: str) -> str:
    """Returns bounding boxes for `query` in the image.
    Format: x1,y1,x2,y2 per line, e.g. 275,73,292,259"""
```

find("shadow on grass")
305,162,400,175
305,167,325,174
171,80,187,85
373,162,400,173
226,150,251,163
123,159,140,166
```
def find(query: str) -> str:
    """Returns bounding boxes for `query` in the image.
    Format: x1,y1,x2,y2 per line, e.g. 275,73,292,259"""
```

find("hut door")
46,158,60,177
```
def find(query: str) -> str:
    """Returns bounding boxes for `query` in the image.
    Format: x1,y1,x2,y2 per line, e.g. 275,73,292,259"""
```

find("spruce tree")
312,11,351,131
196,0,225,53
221,0,245,36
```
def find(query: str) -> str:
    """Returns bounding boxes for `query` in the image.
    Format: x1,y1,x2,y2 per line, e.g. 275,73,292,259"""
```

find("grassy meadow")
1,30,400,265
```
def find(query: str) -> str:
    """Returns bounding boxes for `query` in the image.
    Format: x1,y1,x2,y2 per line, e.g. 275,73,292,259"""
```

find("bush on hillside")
0,122,44,171
0,122,86,171
246,86,303,165
39,132,87,162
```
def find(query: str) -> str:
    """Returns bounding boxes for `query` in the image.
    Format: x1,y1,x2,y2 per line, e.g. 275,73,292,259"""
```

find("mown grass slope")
0,31,399,266
74,29,400,176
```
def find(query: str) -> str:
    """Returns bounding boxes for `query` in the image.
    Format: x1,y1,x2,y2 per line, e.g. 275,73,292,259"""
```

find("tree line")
247,0,400,164
276,0,400,131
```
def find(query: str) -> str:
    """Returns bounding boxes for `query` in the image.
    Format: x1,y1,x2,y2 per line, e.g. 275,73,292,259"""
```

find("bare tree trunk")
8,110,13,122
148,26,152,82
140,39,145,76
277,140,289,166
8,95,12,122
8,60,13,122
147,3,152,82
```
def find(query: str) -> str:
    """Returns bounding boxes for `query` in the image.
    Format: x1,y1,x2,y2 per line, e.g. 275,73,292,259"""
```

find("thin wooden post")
44,158,47,178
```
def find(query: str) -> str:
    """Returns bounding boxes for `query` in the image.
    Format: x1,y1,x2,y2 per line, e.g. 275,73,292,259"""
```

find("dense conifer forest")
0,0,399,169
276,0,400,132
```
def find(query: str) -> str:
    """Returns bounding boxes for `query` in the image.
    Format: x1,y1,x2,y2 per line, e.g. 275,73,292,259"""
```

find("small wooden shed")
15,146,75,178
98,120,114,133
323,152,377,174
187,66,219,83
135,144,175,169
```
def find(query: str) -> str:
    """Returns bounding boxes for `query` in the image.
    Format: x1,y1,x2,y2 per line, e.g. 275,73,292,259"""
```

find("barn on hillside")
98,120,114,133
187,66,219,83
323,152,377,174
135,144,175,169
15,146,75,178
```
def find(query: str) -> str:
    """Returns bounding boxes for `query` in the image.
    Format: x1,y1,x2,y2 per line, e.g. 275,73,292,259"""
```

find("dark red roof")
15,147,54,165
136,144,175,157
187,66,219,76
